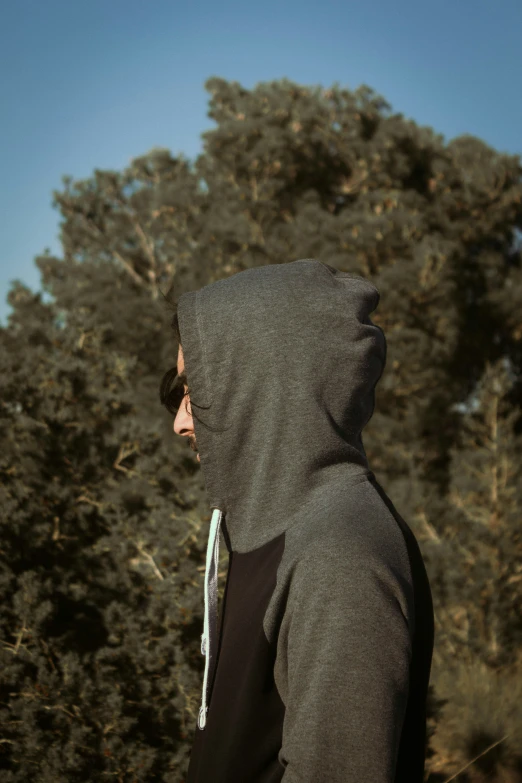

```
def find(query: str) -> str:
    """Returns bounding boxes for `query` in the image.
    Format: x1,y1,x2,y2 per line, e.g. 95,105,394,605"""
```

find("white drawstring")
198,507,224,730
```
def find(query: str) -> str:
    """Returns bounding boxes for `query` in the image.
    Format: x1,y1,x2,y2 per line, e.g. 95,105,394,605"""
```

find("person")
159,258,435,782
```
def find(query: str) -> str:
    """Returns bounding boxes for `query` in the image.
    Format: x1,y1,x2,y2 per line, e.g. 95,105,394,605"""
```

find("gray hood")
177,258,386,555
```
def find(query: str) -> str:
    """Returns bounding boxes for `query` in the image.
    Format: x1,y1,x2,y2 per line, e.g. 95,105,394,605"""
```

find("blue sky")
1,0,521,323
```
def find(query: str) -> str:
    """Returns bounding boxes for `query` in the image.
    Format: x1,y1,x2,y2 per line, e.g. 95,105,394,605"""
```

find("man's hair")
159,302,185,416
159,289,212,427
158,287,227,433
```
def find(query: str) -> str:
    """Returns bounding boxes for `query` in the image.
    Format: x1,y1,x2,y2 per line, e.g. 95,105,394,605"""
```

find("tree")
1,76,522,781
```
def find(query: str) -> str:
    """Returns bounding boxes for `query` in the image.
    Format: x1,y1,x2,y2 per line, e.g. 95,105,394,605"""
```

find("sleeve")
278,540,413,782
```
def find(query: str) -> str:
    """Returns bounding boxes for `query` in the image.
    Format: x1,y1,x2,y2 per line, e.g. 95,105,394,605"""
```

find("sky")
1,0,521,324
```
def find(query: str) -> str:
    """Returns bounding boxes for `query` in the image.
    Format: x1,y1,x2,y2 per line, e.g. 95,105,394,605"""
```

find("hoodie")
177,258,435,783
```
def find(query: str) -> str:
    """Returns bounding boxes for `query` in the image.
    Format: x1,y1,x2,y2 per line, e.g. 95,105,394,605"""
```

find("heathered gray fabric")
178,258,423,780
177,258,386,553
266,476,414,780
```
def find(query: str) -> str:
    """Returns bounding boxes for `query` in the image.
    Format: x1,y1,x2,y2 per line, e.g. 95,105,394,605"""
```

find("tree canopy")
2,76,522,782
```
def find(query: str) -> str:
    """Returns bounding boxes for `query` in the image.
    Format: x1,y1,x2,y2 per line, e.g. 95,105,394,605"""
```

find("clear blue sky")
1,0,521,324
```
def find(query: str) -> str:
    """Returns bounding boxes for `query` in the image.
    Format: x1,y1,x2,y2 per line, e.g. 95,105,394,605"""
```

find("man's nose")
173,405,192,436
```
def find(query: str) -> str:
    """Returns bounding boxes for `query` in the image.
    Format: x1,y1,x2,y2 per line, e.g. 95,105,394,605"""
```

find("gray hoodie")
178,259,434,782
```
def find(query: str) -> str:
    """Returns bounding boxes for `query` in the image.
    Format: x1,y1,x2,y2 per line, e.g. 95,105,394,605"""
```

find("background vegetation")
1,76,522,782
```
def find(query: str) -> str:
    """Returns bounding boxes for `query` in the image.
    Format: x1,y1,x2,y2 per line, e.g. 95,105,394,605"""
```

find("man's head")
159,260,386,499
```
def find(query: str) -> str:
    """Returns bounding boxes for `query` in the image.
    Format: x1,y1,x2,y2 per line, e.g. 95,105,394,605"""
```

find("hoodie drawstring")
197,507,224,730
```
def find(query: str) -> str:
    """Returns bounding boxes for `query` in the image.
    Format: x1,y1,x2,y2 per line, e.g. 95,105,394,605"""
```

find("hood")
177,258,386,555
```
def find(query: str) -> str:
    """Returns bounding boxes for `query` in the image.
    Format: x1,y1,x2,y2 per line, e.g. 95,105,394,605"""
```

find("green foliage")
1,76,522,781
0,283,213,779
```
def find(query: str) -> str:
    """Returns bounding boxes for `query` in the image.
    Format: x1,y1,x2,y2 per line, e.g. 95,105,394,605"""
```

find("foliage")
1,76,522,781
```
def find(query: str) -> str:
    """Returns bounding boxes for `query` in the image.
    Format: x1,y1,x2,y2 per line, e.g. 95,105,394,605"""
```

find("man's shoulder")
285,477,413,579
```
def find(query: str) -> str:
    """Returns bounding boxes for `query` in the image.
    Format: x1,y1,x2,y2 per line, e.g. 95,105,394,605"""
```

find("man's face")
173,343,200,462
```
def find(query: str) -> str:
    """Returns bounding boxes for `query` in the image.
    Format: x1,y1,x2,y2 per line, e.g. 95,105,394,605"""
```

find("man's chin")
197,453,201,462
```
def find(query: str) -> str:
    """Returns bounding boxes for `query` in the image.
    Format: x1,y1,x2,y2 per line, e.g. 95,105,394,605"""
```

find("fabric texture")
177,259,435,782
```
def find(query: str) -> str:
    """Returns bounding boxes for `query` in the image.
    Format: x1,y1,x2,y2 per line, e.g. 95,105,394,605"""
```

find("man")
160,259,434,782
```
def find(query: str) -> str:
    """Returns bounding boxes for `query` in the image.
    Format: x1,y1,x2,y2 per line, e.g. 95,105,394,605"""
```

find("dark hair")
158,293,184,415
159,288,223,431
